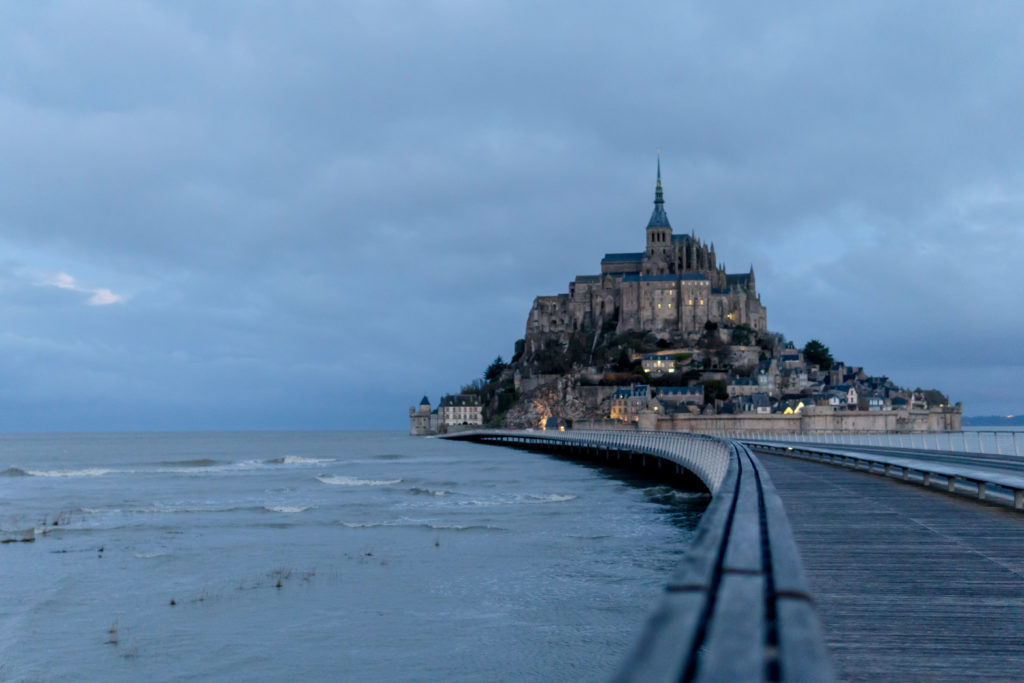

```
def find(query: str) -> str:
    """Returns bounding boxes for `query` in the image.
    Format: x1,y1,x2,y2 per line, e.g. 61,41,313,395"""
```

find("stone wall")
607,404,966,434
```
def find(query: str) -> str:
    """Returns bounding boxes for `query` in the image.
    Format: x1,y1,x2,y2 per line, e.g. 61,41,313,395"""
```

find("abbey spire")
647,154,671,229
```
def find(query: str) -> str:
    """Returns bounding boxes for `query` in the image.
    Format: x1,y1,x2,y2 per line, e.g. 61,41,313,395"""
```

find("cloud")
38,271,125,306
0,2,1021,427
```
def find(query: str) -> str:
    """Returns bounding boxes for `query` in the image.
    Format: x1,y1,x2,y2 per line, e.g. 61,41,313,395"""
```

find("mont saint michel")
412,161,961,436
526,158,766,345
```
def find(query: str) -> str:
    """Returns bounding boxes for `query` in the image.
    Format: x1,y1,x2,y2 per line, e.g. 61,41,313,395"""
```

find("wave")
265,456,333,465
24,468,113,478
527,494,577,503
341,520,505,532
408,487,451,497
156,458,220,467
263,505,310,513
139,504,257,515
464,493,577,506
317,475,401,487
373,454,404,460
643,486,710,505
0,467,29,477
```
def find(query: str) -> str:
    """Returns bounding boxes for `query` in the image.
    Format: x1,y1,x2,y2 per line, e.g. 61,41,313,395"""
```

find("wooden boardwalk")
757,452,1024,682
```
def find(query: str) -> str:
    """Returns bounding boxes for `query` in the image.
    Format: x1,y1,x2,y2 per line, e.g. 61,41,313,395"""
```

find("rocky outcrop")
501,373,605,429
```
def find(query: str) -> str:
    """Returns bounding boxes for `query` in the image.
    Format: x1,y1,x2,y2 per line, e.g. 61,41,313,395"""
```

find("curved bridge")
441,429,834,682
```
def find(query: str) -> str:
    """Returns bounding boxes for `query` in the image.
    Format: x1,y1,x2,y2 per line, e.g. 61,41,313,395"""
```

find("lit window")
699,299,704,305
668,304,672,309
657,303,661,309
688,299,693,305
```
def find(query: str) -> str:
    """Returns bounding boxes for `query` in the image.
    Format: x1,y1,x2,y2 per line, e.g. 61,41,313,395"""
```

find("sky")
1,1,1022,430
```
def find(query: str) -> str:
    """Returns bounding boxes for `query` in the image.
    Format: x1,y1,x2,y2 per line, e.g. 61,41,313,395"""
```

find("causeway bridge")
441,429,1024,682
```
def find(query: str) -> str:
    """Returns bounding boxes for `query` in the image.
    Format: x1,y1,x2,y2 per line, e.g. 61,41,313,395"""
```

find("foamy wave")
264,505,310,513
133,552,166,559
644,486,709,505
317,476,401,487
465,493,577,506
527,494,577,504
157,458,219,467
341,520,504,532
140,504,253,514
25,468,112,478
266,456,333,465
408,487,450,496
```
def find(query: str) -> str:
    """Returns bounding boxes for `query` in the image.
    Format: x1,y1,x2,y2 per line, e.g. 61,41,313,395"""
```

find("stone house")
438,394,483,427
655,386,705,411
727,377,759,398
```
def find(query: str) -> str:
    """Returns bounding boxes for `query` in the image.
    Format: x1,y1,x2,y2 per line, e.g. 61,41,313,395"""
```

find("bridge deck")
757,452,1024,682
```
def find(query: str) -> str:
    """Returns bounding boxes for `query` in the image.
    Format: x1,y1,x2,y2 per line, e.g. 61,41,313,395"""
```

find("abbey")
526,160,767,347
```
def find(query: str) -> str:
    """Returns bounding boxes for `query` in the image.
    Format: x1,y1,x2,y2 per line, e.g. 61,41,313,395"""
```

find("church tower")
644,155,673,271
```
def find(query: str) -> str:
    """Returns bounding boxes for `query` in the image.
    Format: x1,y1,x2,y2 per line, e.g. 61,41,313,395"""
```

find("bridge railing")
441,429,834,682
710,430,1023,457
749,441,1024,511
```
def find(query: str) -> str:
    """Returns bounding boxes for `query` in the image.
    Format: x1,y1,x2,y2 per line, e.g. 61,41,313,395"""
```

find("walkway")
756,451,1024,681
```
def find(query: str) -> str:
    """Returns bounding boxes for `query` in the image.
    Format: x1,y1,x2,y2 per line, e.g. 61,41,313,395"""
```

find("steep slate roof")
659,386,702,395
679,273,709,281
623,273,678,283
439,394,482,407
602,252,645,263
419,396,430,406
726,273,752,287
574,275,601,284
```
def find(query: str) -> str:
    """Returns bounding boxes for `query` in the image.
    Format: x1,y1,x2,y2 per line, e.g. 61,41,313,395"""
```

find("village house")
438,394,484,427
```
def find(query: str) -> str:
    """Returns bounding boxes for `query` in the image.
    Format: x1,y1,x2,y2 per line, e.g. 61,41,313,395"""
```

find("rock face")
502,373,601,429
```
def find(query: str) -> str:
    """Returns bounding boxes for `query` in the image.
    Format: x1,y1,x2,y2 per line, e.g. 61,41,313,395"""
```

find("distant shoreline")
962,415,1024,427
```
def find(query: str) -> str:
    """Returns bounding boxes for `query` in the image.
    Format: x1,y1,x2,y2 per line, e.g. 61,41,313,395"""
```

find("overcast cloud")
0,1,1022,430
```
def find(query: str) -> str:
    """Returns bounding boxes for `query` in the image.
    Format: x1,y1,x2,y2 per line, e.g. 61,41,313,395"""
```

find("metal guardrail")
714,430,1024,457
441,429,834,682
748,441,1024,511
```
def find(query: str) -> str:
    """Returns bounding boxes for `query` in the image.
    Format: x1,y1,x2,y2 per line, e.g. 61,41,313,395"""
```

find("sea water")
0,431,706,682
